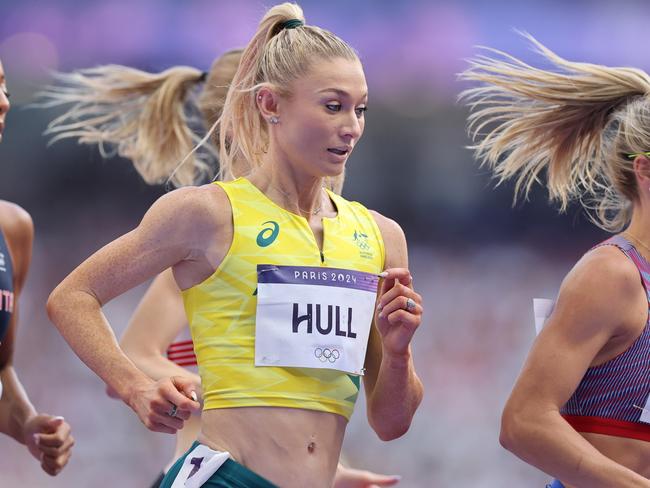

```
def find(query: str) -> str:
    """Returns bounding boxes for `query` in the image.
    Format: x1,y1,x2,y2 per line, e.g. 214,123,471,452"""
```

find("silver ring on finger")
405,297,416,313
168,403,178,417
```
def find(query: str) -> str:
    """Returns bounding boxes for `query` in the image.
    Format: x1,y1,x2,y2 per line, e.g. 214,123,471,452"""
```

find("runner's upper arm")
369,210,408,270
506,246,646,416
49,185,222,308
0,201,33,293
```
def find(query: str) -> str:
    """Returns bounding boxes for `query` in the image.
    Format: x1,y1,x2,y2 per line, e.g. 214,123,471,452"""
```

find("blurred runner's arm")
0,203,74,475
0,206,37,441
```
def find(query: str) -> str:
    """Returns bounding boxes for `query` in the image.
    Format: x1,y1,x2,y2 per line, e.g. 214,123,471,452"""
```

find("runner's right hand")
127,376,201,433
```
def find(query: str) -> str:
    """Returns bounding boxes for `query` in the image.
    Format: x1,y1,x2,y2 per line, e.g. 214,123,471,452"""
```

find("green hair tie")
628,151,650,159
280,19,304,30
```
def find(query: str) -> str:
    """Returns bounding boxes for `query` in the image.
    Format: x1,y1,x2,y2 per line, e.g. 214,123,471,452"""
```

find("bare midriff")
198,406,348,488
173,413,202,461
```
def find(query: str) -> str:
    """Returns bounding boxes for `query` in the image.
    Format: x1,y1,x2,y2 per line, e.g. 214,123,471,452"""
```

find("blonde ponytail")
40,65,212,187
460,33,650,231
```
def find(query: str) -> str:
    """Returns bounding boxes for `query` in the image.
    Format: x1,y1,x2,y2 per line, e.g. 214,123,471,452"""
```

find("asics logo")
256,221,280,247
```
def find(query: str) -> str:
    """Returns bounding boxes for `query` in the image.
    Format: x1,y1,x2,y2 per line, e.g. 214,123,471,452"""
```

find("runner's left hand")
334,465,401,487
375,268,422,358
23,414,74,476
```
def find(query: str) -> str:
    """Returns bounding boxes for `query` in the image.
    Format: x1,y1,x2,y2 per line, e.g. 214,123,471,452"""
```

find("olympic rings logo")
314,347,340,363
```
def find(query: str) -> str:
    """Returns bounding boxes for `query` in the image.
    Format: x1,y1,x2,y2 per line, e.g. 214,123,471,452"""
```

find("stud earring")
269,116,279,124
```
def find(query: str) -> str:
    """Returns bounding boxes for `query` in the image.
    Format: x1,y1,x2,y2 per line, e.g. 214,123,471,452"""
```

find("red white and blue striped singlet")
166,326,198,372
561,235,650,441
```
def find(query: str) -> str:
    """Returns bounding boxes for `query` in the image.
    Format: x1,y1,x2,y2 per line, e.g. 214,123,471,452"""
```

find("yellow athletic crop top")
182,177,385,420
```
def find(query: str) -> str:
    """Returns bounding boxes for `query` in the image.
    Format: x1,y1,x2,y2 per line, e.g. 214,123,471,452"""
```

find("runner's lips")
327,147,351,156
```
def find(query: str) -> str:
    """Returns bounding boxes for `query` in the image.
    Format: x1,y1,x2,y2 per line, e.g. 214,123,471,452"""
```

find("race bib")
640,398,650,424
170,444,230,488
255,265,379,375
533,298,555,335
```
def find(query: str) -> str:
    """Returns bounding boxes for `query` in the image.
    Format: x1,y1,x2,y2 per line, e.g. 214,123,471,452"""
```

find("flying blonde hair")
40,62,219,187
459,33,650,231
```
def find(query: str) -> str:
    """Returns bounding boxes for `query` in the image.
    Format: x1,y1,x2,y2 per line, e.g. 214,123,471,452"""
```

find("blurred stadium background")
1,0,644,486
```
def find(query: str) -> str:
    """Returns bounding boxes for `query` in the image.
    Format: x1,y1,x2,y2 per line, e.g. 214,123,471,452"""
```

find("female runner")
0,59,74,477
46,3,423,487
45,43,402,488
462,35,650,487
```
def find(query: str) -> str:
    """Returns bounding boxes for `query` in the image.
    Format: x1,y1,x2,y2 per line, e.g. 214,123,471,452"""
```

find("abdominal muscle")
561,433,650,488
197,406,347,488
170,413,203,466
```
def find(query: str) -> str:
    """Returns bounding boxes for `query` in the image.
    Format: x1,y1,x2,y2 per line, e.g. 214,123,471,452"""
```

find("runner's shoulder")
368,210,407,268
0,200,33,249
145,183,231,230
557,244,642,330
571,244,640,296
367,210,405,245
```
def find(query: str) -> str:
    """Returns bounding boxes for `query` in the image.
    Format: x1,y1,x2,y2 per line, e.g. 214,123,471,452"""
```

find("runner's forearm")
47,288,151,402
367,348,422,440
0,366,36,443
501,409,650,487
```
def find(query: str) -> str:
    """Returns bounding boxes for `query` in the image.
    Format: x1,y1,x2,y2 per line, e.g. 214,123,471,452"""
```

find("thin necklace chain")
268,181,324,216
624,231,650,256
